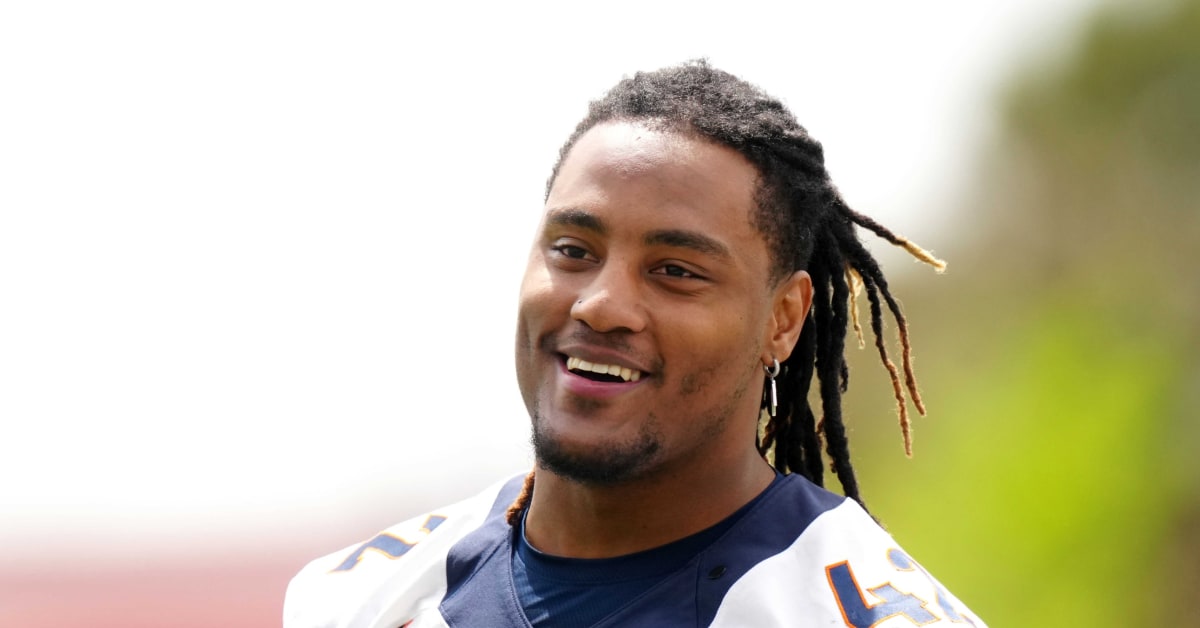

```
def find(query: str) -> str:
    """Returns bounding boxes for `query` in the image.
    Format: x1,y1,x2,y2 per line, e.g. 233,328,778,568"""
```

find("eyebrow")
645,229,732,260
545,208,607,234
544,207,732,261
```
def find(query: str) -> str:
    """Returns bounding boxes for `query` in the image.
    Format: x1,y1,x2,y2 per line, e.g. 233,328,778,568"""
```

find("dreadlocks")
506,60,943,526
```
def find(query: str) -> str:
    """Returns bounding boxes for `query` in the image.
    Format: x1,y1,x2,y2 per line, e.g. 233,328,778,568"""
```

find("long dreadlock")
506,60,944,526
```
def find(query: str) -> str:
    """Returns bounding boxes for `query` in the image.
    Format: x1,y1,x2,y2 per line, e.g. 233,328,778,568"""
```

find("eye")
548,241,599,267
651,263,703,280
553,244,590,260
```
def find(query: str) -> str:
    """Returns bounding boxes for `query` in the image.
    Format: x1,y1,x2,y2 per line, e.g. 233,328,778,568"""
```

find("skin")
514,121,812,558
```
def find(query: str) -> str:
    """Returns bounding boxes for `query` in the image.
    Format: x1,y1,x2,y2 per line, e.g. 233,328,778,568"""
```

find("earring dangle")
764,358,781,417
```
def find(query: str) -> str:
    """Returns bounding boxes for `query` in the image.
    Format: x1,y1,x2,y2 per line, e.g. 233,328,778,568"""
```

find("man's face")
515,121,801,485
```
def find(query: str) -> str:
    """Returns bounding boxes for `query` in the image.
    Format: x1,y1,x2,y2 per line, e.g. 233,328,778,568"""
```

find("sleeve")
709,500,986,628
283,475,521,628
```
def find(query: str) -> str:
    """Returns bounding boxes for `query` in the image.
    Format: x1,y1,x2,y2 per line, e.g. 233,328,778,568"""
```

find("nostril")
570,291,647,335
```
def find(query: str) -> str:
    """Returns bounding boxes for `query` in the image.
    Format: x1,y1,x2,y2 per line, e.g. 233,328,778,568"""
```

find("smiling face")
515,121,810,486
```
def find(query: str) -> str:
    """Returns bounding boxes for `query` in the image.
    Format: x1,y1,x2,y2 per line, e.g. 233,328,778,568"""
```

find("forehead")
545,122,767,262
552,122,757,199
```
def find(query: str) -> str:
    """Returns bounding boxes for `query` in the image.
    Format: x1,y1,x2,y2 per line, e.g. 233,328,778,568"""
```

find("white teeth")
565,356,644,382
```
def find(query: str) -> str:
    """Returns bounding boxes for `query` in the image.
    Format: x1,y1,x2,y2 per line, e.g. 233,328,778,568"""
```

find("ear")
762,270,813,365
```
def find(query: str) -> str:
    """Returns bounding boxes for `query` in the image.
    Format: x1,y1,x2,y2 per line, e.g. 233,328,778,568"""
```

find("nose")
570,262,648,333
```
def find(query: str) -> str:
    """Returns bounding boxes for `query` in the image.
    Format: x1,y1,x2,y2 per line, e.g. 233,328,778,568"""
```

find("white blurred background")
0,1,1103,624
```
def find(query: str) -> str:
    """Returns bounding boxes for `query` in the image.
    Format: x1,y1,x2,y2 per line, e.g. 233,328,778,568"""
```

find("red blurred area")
0,548,316,627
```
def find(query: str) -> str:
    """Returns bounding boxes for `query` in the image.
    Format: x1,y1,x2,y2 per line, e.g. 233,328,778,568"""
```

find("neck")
522,448,773,558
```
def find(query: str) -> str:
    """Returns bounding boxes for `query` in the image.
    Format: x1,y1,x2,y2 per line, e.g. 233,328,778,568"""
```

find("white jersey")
285,473,985,628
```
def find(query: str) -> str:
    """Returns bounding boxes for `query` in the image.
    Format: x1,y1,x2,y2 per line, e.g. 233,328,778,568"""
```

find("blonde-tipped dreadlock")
838,224,945,457
505,471,536,526
845,265,866,349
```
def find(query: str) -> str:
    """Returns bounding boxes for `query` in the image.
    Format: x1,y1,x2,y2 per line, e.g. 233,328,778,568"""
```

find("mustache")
542,325,664,372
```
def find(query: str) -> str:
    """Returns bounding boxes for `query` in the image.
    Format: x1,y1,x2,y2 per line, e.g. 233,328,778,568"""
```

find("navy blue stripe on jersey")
691,475,844,625
440,475,527,627
594,475,844,627
440,473,845,628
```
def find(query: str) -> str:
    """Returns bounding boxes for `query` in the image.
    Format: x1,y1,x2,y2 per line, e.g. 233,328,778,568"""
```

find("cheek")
515,256,573,377
677,350,758,397
517,263,558,338
515,268,553,411
672,308,763,395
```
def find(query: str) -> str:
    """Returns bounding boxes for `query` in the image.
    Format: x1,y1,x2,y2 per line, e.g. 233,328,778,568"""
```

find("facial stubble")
530,359,757,487
531,406,663,486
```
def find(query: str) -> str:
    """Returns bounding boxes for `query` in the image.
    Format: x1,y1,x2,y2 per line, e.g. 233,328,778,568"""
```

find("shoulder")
709,476,987,627
283,473,526,628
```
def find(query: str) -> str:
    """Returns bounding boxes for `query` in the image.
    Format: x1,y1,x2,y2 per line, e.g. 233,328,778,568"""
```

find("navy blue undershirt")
512,473,782,627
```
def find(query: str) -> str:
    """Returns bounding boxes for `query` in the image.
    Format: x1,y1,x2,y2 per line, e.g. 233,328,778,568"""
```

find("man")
285,61,984,627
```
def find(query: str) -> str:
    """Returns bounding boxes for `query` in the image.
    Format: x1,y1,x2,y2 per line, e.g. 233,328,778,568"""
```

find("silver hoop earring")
764,358,781,417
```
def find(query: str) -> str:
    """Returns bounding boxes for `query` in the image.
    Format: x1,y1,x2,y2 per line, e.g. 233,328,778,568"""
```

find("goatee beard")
530,410,662,486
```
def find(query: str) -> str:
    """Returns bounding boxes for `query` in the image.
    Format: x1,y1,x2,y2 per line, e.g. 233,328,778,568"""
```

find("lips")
565,356,643,383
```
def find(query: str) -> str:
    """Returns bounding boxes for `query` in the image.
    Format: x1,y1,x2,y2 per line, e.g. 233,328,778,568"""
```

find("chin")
531,412,662,486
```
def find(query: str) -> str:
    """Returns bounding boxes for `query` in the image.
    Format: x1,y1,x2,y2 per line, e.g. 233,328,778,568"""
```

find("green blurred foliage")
840,0,1200,624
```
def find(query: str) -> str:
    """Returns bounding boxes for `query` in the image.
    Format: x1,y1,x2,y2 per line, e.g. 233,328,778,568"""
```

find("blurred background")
2,0,1197,625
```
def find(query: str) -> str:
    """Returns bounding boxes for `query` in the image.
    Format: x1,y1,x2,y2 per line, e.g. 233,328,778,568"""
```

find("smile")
565,356,643,383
